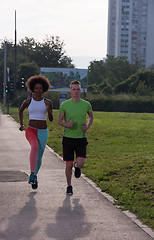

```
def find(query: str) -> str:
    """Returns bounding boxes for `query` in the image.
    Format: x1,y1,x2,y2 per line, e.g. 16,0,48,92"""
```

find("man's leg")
62,137,74,194
63,137,74,185
65,161,74,186
74,157,85,178
75,138,87,178
76,157,85,169
65,161,74,195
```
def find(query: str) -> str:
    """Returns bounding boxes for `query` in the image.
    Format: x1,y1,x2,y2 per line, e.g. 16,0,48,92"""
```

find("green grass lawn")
1,105,154,229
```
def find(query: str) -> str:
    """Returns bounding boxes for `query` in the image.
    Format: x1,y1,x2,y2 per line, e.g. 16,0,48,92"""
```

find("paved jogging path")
0,113,153,240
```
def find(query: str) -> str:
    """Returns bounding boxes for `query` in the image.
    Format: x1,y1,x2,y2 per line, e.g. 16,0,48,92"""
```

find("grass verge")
1,104,154,229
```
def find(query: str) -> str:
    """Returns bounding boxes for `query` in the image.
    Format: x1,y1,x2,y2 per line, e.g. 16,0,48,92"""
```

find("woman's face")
33,83,43,96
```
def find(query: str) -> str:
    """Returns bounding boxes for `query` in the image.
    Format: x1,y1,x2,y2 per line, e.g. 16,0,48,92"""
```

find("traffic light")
21,79,25,88
10,82,14,91
5,85,8,93
5,83,10,93
16,78,26,89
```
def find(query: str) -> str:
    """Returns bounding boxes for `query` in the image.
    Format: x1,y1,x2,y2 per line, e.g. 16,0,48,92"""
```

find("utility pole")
7,68,10,114
14,10,17,97
3,42,7,106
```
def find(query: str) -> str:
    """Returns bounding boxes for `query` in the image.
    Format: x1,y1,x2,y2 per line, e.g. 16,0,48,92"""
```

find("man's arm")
58,112,74,128
82,111,94,132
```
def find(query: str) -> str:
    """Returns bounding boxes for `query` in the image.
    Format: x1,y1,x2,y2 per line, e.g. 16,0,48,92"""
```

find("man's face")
70,84,81,98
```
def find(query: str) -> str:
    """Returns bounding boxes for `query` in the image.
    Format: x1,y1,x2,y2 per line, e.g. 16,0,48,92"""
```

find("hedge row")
88,96,154,113
4,91,154,113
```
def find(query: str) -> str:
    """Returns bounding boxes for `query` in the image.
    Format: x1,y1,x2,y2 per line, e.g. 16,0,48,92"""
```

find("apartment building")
107,0,154,68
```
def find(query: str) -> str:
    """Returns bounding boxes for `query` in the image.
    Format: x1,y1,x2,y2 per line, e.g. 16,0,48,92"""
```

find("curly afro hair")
26,75,50,94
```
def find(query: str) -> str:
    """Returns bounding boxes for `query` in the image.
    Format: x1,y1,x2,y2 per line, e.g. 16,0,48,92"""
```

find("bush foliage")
6,91,154,113
86,94,154,113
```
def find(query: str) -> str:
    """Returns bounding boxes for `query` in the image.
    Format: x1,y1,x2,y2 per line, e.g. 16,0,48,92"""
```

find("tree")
148,64,154,71
87,55,140,90
104,55,139,87
88,60,105,85
17,62,39,83
17,37,37,64
0,36,74,99
19,36,75,68
102,84,113,95
114,70,154,94
129,70,154,94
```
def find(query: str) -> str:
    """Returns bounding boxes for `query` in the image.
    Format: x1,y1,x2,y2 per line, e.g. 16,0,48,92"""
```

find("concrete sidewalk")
0,113,153,240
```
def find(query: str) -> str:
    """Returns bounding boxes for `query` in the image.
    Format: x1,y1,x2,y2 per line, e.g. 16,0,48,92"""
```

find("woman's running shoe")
32,175,38,189
28,173,34,184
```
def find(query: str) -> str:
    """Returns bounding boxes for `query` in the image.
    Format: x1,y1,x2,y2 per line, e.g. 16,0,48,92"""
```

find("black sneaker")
66,185,73,195
32,175,38,189
74,162,81,178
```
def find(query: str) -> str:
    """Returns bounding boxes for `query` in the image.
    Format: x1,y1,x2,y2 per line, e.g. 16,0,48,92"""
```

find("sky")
0,0,108,69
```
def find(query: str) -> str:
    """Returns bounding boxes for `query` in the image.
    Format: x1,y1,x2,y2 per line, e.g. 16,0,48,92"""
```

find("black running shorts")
62,137,88,161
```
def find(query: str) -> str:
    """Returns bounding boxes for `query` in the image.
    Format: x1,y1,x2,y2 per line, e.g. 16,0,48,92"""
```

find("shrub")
44,91,60,109
98,81,108,90
102,84,113,95
9,91,60,109
136,81,153,96
86,94,154,113
87,84,99,94
114,75,137,94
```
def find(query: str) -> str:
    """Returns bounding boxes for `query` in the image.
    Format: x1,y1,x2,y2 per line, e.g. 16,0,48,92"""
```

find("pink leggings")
26,126,48,175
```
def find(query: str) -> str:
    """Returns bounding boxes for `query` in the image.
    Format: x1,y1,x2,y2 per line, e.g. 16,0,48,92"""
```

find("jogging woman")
19,75,53,189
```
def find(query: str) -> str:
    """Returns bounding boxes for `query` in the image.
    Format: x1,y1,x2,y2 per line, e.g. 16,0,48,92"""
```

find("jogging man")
58,80,93,195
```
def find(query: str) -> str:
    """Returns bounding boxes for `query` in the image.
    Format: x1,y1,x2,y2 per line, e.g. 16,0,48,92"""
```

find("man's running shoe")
28,173,34,184
74,162,81,178
66,185,73,195
32,175,38,189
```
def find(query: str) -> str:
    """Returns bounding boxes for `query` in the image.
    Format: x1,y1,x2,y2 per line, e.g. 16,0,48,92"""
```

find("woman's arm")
19,99,30,131
45,99,53,122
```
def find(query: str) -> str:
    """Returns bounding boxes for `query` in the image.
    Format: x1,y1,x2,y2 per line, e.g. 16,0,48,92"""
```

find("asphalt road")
0,113,153,240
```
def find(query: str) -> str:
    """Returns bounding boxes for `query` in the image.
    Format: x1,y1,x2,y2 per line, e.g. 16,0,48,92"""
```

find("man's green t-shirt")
59,98,92,138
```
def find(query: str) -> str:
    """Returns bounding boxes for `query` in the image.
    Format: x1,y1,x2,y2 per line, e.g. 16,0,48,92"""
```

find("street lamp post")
6,67,10,114
14,10,17,97
3,42,7,106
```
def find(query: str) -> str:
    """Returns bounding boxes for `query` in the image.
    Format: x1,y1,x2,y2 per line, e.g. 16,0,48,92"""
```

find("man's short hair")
70,80,81,88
